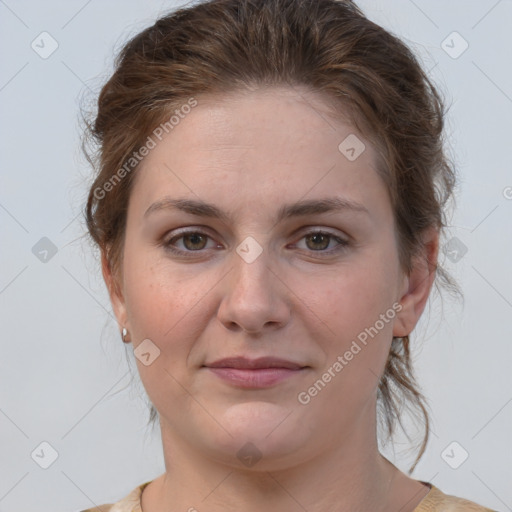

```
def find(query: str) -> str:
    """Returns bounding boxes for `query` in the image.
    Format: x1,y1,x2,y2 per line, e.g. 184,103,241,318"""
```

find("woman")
81,0,496,510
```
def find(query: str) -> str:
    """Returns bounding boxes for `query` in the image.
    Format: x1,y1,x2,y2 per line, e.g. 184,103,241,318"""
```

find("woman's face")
105,86,433,469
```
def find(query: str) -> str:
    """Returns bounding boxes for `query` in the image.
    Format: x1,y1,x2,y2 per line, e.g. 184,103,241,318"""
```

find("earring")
121,327,129,343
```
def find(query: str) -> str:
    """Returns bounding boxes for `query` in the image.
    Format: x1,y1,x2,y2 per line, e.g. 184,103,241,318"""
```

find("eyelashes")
164,231,217,254
162,228,350,258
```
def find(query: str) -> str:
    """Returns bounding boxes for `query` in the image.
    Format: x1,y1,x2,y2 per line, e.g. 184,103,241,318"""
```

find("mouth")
204,356,306,370
202,357,309,388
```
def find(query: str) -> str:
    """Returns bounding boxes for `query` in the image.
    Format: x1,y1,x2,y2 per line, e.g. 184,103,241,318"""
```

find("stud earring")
121,327,129,343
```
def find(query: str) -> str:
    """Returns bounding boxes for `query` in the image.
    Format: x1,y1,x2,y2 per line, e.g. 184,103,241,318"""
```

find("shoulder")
77,480,152,512
415,483,497,512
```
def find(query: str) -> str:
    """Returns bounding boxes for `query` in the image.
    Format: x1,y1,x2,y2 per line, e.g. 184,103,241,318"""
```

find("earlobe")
393,228,439,338
101,250,128,333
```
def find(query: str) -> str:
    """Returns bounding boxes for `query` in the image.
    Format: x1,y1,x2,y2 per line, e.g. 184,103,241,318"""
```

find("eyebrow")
143,196,369,224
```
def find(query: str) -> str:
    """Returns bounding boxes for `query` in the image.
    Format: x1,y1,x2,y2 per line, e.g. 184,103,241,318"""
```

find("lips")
203,357,308,388
204,356,305,370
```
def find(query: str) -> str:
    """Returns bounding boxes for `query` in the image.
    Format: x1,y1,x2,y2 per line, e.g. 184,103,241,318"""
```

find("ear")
101,250,128,334
393,227,439,338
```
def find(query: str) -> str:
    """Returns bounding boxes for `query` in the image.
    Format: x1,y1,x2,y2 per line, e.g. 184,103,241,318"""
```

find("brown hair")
84,0,457,473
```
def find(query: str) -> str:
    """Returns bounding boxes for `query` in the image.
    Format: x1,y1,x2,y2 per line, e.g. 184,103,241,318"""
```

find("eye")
294,230,349,255
163,229,219,255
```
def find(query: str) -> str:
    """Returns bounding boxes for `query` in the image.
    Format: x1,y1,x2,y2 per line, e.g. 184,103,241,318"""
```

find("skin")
102,86,438,512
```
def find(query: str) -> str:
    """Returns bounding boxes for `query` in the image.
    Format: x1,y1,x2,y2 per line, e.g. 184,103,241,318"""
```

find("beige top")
79,480,497,512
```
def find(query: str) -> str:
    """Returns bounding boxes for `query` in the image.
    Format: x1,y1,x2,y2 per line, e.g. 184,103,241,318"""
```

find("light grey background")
1,1,511,511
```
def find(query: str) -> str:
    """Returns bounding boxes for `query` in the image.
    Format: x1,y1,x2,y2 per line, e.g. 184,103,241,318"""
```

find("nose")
217,243,291,335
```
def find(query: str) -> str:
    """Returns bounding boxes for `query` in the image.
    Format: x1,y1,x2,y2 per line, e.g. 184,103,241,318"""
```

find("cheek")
122,255,208,399
303,246,400,382
122,247,216,365
122,247,185,339
315,261,397,334
297,263,398,414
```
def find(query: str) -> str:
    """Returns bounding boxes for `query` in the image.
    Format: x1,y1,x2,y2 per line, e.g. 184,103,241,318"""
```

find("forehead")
128,86,389,222
167,85,362,154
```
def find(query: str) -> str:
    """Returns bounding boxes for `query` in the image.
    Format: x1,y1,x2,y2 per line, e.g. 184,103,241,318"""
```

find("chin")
201,401,309,469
